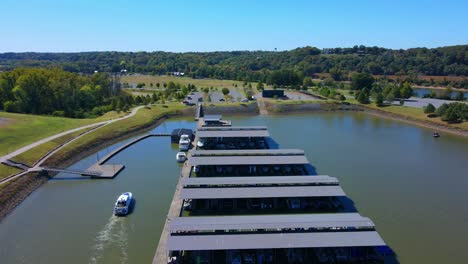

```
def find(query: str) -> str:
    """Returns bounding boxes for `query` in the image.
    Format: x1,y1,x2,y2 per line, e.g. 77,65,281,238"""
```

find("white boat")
114,192,133,216
179,134,191,151
176,152,187,162
196,138,205,148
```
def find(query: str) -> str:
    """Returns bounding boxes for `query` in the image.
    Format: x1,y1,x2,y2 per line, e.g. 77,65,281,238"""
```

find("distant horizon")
1,0,467,53
1,43,467,54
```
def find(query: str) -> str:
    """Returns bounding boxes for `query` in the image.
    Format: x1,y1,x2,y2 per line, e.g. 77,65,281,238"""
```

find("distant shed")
171,128,193,143
262,90,284,98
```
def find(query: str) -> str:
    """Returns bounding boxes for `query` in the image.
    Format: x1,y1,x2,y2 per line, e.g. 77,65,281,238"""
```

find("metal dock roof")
197,126,268,131
182,175,339,186
196,129,270,138
190,149,304,156
169,213,375,232
167,231,386,251
180,185,346,199
188,155,309,166
203,115,223,121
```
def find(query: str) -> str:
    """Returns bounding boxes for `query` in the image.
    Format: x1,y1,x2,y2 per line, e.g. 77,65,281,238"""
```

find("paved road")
392,97,467,109
0,106,146,184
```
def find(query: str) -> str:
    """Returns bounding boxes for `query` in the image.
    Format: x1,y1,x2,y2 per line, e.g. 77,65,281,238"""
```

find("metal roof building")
196,129,270,138
167,231,386,251
182,175,339,187
180,185,346,199
169,213,375,232
188,155,309,166
190,149,304,156
198,126,268,131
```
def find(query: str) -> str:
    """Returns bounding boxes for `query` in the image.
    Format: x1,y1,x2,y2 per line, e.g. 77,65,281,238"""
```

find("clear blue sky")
1,0,467,52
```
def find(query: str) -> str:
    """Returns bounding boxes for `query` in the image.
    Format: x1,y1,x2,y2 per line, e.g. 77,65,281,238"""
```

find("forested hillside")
0,68,120,117
0,45,467,88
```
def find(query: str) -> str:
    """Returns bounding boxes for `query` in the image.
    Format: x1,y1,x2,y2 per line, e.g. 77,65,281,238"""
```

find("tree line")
1,45,466,88
0,68,119,117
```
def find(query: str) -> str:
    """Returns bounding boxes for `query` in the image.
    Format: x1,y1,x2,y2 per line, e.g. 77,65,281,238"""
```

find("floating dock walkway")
37,133,171,178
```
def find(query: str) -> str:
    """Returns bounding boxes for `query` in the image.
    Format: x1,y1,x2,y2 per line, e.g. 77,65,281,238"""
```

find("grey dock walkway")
34,133,171,178
85,133,171,178
153,157,191,263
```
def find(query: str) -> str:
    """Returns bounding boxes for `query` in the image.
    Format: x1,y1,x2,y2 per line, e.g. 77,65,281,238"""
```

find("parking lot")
185,89,246,104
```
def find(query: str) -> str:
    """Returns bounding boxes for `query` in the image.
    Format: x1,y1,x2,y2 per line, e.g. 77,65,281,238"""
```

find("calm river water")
0,113,467,264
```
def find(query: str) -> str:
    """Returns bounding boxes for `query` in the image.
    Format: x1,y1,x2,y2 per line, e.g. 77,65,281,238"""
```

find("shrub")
424,103,436,114
3,101,20,113
436,103,449,116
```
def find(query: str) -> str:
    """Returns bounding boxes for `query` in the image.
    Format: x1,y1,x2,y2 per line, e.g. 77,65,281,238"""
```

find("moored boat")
433,132,440,138
114,192,133,216
179,134,191,151
176,152,187,162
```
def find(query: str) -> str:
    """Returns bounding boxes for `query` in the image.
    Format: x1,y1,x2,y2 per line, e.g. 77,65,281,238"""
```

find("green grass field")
121,75,250,89
11,126,98,166
44,103,189,166
332,89,468,130
0,164,21,181
0,111,126,156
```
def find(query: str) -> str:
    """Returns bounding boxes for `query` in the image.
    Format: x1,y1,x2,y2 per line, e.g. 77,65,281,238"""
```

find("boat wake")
89,215,129,264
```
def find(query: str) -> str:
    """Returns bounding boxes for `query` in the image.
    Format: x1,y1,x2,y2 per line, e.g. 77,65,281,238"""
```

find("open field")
0,164,21,181
11,126,99,166
316,72,467,84
333,90,468,130
44,103,190,166
121,75,252,89
0,111,126,156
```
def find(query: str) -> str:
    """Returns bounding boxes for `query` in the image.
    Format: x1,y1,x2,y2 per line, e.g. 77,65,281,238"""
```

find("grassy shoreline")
0,111,126,156
264,99,468,137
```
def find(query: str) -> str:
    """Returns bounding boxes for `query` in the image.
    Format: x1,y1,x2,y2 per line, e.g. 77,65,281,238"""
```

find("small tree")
436,103,449,116
442,103,465,123
357,90,370,104
376,93,384,107
222,88,230,95
256,81,264,91
400,82,413,99
424,103,436,114
385,93,395,103
303,77,313,87
455,91,465,101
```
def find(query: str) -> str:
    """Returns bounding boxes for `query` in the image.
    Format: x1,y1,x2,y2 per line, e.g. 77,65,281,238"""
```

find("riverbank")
264,100,468,137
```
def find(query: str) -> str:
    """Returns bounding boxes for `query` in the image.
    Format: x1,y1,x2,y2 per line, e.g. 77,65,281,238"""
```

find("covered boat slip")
197,126,268,131
182,175,339,187
180,185,346,199
190,149,304,157
188,155,310,166
196,129,270,138
167,231,386,251
169,213,375,232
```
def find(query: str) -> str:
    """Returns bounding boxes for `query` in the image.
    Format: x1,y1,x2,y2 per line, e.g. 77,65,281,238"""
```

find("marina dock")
154,112,393,263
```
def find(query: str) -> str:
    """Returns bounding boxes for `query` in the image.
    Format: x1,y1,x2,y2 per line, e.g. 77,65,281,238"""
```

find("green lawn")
121,75,250,89
0,111,126,156
331,89,468,130
11,126,98,166
44,103,189,166
0,164,21,181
